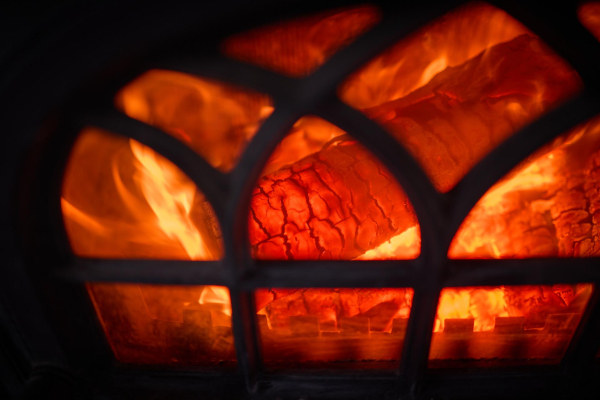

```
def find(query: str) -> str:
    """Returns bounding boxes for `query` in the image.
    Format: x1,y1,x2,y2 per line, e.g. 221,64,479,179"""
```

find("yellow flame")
434,287,508,332
199,286,232,317
129,139,208,259
356,226,421,260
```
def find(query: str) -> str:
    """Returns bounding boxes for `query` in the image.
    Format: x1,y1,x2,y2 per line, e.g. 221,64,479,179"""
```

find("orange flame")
62,128,223,260
579,2,600,41
62,3,598,369
222,5,381,77
450,116,600,259
115,70,273,172
434,287,508,332
339,3,530,109
128,139,208,259
339,2,581,192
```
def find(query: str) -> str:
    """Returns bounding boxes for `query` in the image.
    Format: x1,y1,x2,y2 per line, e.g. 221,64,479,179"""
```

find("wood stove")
2,1,600,399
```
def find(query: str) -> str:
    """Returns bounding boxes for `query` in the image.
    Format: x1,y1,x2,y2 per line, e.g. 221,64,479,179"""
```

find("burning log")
363,34,581,192
258,288,412,333
554,150,600,257
249,136,417,260
443,318,474,334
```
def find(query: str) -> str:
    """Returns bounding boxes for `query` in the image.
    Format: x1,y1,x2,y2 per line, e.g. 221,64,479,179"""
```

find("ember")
579,2,600,41
222,5,381,77
115,70,273,172
450,116,600,259
340,3,581,192
429,284,592,368
249,117,419,260
87,283,236,366
59,2,595,372
255,288,413,370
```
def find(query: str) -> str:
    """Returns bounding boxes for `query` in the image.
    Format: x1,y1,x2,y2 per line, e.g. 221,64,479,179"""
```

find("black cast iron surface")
1,0,600,399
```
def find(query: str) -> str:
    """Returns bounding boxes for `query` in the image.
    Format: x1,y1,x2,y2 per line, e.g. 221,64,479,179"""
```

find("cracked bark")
363,34,581,192
249,136,417,260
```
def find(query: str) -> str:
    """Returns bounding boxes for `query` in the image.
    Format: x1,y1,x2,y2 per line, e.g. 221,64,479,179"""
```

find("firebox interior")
56,1,600,377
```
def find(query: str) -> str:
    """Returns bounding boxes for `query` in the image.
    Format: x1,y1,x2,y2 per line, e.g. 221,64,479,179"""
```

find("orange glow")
115,70,273,172
62,128,223,260
429,284,592,367
248,116,420,260
87,283,236,366
61,2,598,370
222,5,381,77
255,288,413,370
450,116,600,259
339,2,581,192
579,2,600,41
63,129,235,365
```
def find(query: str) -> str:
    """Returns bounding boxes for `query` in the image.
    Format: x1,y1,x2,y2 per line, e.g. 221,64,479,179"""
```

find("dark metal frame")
4,0,600,398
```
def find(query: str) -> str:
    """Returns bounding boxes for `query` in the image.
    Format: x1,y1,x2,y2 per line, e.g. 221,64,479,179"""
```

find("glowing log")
258,288,413,335
249,136,417,260
362,34,580,192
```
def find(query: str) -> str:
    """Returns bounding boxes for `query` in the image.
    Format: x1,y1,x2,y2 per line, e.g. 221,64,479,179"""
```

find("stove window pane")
62,128,223,260
115,70,273,172
249,116,420,260
450,115,600,259
221,5,381,77
87,283,236,367
256,288,413,371
579,2,600,42
428,284,593,368
339,2,581,193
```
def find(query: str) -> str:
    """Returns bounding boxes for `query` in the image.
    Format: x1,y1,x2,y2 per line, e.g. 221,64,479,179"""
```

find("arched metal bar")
448,93,600,250
83,110,229,221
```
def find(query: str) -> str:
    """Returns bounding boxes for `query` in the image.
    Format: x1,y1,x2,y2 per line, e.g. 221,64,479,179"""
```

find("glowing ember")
249,117,420,260
61,3,596,370
222,5,381,77
340,3,581,192
62,128,223,260
255,288,413,369
429,284,592,367
87,283,236,366
450,117,600,259
116,70,273,172
579,2,600,41
63,129,233,365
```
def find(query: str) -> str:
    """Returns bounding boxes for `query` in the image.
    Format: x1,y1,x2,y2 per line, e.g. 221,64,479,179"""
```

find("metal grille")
13,0,600,398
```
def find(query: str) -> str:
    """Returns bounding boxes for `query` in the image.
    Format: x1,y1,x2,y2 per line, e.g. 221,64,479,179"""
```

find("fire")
62,128,223,260
115,69,273,172
339,2,581,192
356,226,420,260
221,5,381,77
248,116,420,260
63,129,234,365
61,3,597,369
579,2,600,41
434,287,508,332
450,117,600,259
339,3,530,109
